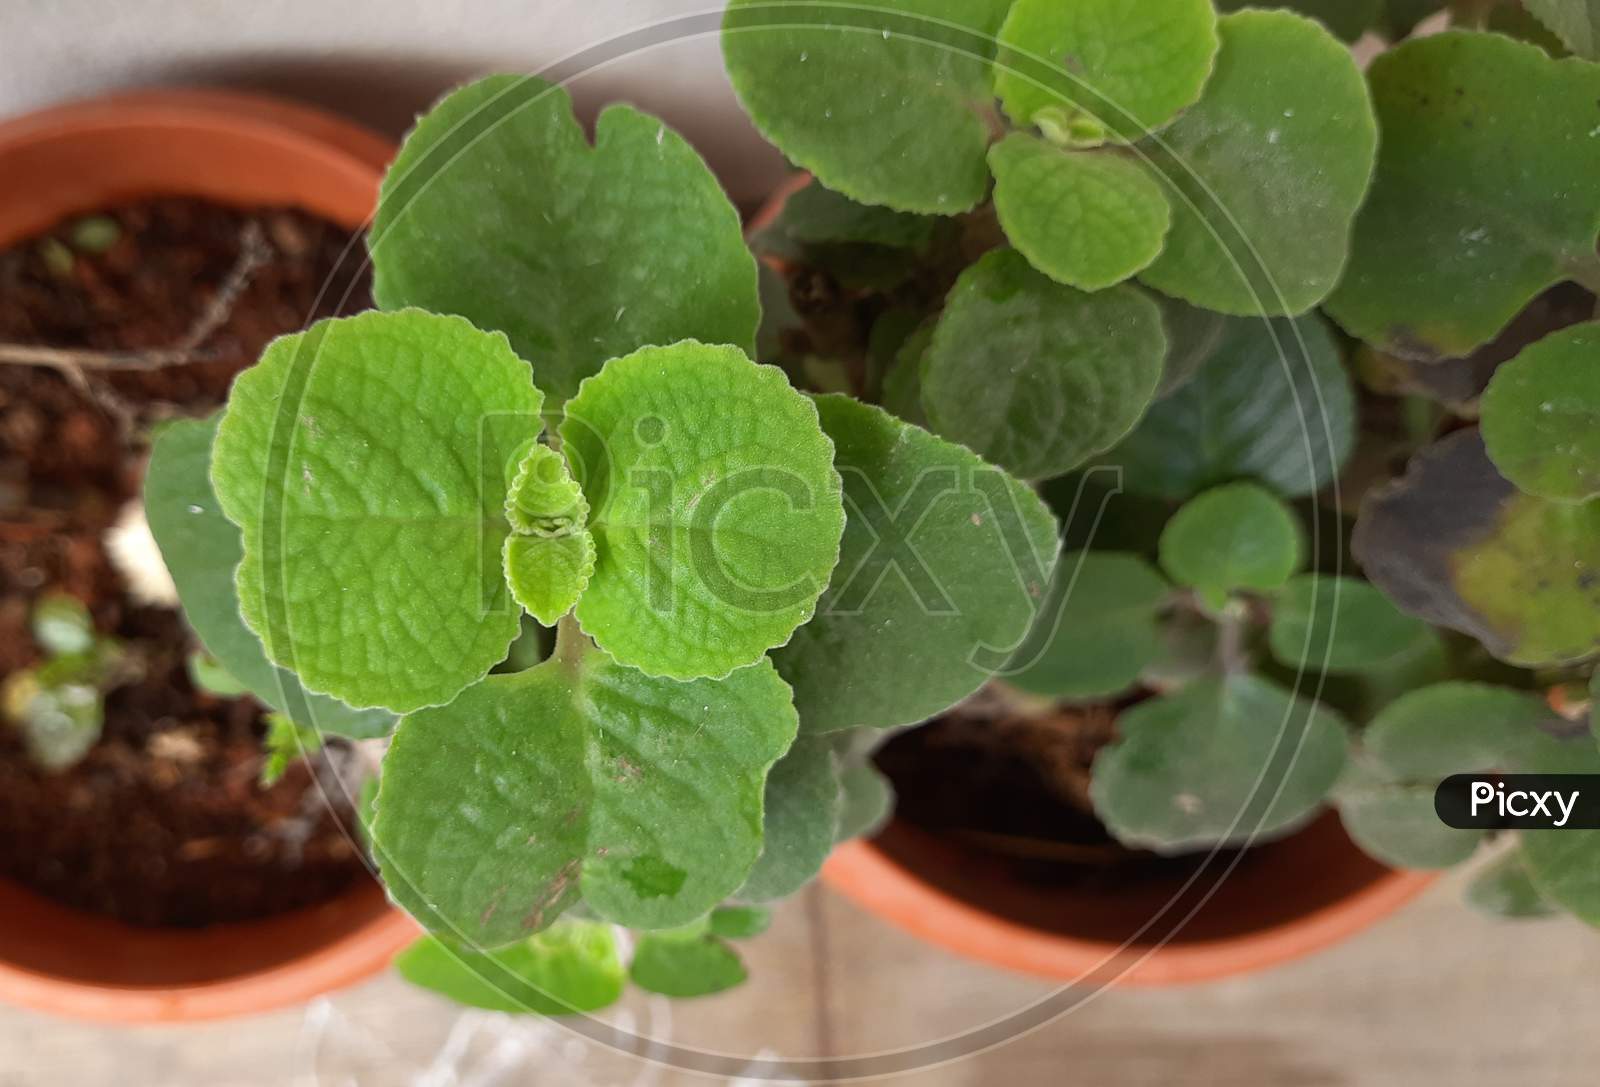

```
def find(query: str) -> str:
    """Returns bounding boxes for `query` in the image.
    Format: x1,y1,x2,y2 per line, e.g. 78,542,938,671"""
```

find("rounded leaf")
210,310,545,714
1327,33,1600,359
629,930,747,998
989,135,1171,291
771,396,1059,733
1158,483,1302,606
1092,673,1349,852
723,0,1012,214
1268,575,1430,674
1005,550,1169,700
735,736,840,903
1522,830,1600,925
995,0,1218,142
373,645,799,945
1481,323,1600,503
1107,313,1354,499
371,76,757,403
1139,10,1377,316
396,922,625,1015
559,342,843,680
921,248,1166,480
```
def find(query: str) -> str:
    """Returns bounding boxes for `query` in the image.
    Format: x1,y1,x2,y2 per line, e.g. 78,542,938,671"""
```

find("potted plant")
0,89,414,1023
143,0,1600,1018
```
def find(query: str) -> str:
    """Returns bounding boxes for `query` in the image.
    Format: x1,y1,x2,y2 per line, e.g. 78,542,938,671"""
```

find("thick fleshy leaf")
1465,848,1558,919
1525,0,1600,58
723,0,1013,214
372,642,797,945
708,905,772,940
836,761,894,842
395,922,625,1014
561,342,844,681
921,248,1166,480
1338,682,1600,869
989,135,1170,291
1480,323,1600,504
1106,313,1355,499
735,735,840,902
370,76,757,403
144,418,393,738
772,396,1059,733
211,311,543,714
1158,483,1302,609
1005,550,1169,700
1219,0,1382,42
1522,830,1600,925
995,0,1218,142
1326,33,1600,359
1138,11,1376,316
629,926,747,998
1268,575,1430,674
1091,673,1349,852
758,178,937,250
1353,429,1600,667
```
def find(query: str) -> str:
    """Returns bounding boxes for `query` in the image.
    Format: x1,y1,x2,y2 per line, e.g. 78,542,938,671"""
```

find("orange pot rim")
0,87,414,1024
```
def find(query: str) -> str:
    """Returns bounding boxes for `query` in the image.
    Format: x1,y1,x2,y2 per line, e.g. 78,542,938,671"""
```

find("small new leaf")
1159,483,1302,608
629,927,748,998
988,134,1171,291
396,921,625,1015
561,342,844,681
501,443,595,626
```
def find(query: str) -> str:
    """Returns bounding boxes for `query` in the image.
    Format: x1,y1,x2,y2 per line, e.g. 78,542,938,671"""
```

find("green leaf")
735,735,840,903
771,395,1059,733
1107,313,1355,500
1465,847,1558,919
1005,550,1169,700
1267,575,1430,674
258,713,322,787
1091,673,1349,852
629,927,747,998
3,674,102,772
211,311,543,714
759,178,937,250
1326,32,1600,360
1154,296,1229,397
995,0,1218,142
561,342,844,681
836,761,894,842
723,0,1013,214
708,905,772,940
187,652,249,698
988,135,1170,291
1219,0,1382,42
500,443,596,626
1353,430,1600,667
1337,682,1599,869
372,642,797,945
371,76,757,404
1159,483,1302,608
1522,830,1600,925
396,921,625,1015
1525,0,1600,58
921,248,1166,480
31,594,93,657
144,417,394,737
1138,10,1377,316
1481,323,1600,504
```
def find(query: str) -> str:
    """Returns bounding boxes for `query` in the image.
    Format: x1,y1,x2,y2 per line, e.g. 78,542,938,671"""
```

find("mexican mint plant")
141,0,1600,1014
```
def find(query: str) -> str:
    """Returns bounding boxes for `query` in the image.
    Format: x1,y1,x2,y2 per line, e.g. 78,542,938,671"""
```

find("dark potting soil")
0,197,373,927
874,691,1229,890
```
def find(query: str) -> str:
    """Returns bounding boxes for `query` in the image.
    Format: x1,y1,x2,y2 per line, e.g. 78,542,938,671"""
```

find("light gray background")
0,0,790,205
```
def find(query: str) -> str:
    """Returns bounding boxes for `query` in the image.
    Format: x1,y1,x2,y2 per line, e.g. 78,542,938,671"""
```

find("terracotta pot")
0,89,417,1023
747,176,1434,986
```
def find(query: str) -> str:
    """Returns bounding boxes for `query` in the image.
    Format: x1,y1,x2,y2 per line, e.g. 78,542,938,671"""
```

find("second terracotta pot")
0,88,417,1024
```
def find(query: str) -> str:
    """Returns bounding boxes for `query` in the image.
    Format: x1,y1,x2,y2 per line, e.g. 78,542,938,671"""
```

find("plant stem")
553,613,588,672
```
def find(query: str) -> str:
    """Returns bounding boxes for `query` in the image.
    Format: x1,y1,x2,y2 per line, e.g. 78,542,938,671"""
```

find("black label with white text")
1436,775,1600,830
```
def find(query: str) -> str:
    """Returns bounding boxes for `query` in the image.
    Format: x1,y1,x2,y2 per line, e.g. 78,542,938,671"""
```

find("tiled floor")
2,862,1597,1085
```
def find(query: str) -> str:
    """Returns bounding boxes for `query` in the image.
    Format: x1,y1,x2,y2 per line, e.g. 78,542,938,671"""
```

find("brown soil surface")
0,197,373,927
